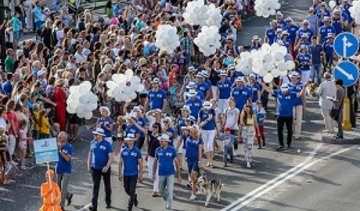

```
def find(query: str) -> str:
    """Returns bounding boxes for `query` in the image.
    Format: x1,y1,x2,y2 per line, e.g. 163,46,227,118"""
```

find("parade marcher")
223,97,240,153
219,128,236,167
181,124,203,200
240,105,259,168
231,77,251,113
317,72,337,133
198,101,217,168
147,122,161,197
254,100,266,148
132,106,148,150
216,70,232,113
176,105,191,169
118,134,144,211
146,78,168,112
55,131,73,210
185,89,203,120
247,74,261,107
40,170,62,211
87,128,114,211
259,81,305,151
152,134,181,210
309,36,323,84
264,20,277,45
297,45,312,84
289,71,305,140
318,16,335,44
96,106,114,144
323,33,335,70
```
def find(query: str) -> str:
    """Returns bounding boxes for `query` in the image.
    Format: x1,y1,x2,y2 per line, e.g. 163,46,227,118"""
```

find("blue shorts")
186,159,199,174
14,31,21,40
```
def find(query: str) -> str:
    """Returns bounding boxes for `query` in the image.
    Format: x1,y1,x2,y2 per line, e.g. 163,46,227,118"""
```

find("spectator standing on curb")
87,128,114,211
317,72,336,133
333,79,345,139
56,131,74,210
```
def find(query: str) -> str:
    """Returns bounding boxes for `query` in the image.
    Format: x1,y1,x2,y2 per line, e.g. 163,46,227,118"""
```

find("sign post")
333,32,360,131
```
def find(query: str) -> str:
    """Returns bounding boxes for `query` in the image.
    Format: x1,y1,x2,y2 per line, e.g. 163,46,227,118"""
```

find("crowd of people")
0,0,360,211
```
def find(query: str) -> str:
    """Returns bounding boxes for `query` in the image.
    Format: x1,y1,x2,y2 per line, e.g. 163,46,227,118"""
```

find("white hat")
252,35,260,41
151,109,162,116
133,106,143,113
188,124,200,131
323,16,330,21
290,71,301,78
282,30,290,36
235,76,244,82
219,70,227,77
280,83,289,92
186,89,198,97
276,28,283,33
152,77,161,83
203,101,212,109
180,105,190,112
196,72,205,78
129,111,138,119
285,17,293,22
37,70,46,77
276,11,283,17
157,134,170,142
99,106,111,116
124,133,136,141
186,81,197,89
201,70,209,78
92,128,106,136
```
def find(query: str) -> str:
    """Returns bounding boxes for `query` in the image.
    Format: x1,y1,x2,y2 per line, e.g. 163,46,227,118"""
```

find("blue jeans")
311,63,323,84
158,174,175,210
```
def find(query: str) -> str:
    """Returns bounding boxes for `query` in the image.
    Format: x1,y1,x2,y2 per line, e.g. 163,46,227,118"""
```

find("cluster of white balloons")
236,43,296,83
349,1,360,25
66,81,98,119
106,69,145,102
328,0,336,9
254,0,281,18
183,0,222,28
155,25,180,54
193,26,221,56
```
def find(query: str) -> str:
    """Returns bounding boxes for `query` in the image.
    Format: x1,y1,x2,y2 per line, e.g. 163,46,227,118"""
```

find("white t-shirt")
224,107,240,130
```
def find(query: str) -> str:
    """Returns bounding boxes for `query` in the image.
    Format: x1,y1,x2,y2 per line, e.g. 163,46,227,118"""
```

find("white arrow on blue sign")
333,61,359,87
334,32,359,58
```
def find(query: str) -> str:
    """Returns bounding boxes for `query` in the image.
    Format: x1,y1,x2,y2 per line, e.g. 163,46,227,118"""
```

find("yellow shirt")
34,111,51,135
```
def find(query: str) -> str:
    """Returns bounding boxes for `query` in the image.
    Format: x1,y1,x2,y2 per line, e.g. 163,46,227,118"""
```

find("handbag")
330,99,344,121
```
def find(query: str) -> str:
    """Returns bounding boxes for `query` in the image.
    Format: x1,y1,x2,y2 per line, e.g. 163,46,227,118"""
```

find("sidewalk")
322,117,360,144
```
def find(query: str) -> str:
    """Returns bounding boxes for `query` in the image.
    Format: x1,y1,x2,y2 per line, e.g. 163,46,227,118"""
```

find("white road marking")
78,203,92,211
223,145,354,211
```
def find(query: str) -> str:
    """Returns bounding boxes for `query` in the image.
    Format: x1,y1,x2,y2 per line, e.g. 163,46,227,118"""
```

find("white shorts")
201,129,216,153
19,141,27,150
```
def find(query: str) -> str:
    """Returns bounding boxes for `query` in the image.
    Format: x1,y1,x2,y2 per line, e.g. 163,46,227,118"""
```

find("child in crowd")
219,128,236,167
18,120,32,170
52,123,60,138
0,126,10,171
254,100,266,149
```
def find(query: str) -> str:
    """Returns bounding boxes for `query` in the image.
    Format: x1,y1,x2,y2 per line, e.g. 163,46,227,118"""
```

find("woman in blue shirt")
198,101,216,168
96,106,114,144
296,45,312,84
181,124,203,200
216,71,232,113
175,105,191,170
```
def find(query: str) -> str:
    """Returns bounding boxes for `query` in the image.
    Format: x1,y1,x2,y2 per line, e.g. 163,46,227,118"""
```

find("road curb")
322,135,360,144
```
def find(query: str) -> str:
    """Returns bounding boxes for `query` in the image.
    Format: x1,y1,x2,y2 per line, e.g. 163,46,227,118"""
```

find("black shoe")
67,193,73,205
230,159,234,163
276,146,285,151
106,204,111,209
134,194,138,207
89,206,97,211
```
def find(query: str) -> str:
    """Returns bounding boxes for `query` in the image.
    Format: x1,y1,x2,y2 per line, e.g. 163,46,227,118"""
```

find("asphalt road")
2,1,360,211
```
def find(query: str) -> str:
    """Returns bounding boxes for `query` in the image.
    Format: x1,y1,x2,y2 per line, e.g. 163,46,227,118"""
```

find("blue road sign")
334,32,359,58
34,138,59,164
333,61,359,87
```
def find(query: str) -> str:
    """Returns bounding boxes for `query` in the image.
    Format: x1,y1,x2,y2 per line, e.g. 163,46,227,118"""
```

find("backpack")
51,29,58,47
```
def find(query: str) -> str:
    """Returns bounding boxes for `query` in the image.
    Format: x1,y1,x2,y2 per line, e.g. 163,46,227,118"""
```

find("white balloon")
69,85,79,93
285,60,296,70
84,112,92,120
263,73,274,83
271,69,280,77
277,62,287,71
329,0,336,9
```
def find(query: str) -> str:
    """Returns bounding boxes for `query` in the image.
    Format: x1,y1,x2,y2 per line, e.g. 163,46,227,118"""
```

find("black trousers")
277,116,293,147
136,137,145,150
91,168,111,208
124,175,138,209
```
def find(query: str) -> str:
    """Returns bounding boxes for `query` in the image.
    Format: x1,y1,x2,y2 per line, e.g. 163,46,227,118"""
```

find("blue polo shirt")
254,108,266,126
216,79,232,99
274,90,297,117
183,136,203,160
155,146,177,176
248,83,261,103
148,88,167,110
332,17,343,35
197,82,210,96
186,98,202,120
56,143,73,174
167,127,176,147
277,20,287,28
319,25,335,43
198,109,216,130
265,28,276,45
232,86,251,111
297,54,311,71
284,24,299,44
90,140,113,169
137,117,147,138
290,82,304,106
309,44,323,64
177,118,187,135
125,123,140,137
120,146,142,176
323,42,334,58
96,117,114,138
296,28,314,40
2,81,12,95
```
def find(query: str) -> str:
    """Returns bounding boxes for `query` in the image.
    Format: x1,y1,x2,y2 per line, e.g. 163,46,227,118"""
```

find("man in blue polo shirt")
132,106,148,150
216,70,232,113
318,16,335,44
295,20,314,45
87,128,114,211
119,134,144,211
56,131,74,210
152,134,181,210
264,20,277,45
186,89,203,120
289,72,304,140
231,77,251,113
259,81,305,151
196,72,211,100
146,77,168,112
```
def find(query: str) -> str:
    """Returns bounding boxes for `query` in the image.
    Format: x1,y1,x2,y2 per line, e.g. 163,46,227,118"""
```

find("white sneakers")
189,194,197,200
